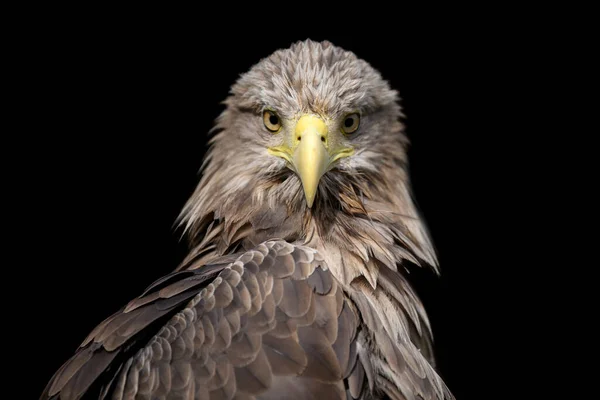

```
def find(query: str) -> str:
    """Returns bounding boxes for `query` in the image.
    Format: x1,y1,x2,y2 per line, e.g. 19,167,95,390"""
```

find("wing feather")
41,241,360,399
42,239,451,399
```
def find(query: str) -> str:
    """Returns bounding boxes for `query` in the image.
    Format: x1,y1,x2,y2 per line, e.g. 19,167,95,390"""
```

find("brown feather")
43,39,452,400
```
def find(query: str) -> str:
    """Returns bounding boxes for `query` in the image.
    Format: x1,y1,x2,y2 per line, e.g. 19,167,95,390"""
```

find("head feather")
177,40,437,279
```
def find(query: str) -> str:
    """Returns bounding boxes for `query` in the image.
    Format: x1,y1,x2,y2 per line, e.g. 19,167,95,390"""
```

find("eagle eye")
263,110,282,132
341,113,360,134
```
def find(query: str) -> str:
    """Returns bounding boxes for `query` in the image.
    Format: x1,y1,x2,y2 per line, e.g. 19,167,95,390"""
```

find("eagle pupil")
345,118,354,127
269,115,279,125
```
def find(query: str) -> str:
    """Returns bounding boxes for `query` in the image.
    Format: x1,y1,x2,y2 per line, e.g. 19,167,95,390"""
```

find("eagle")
42,40,453,400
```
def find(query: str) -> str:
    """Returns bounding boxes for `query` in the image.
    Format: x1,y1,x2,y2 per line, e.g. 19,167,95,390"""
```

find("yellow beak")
292,115,330,208
268,114,354,208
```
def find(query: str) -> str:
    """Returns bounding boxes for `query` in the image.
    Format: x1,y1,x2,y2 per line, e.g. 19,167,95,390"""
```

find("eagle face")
194,40,408,216
180,40,436,275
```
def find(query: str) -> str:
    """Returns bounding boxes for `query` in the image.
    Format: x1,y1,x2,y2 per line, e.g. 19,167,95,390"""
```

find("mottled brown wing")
41,240,364,400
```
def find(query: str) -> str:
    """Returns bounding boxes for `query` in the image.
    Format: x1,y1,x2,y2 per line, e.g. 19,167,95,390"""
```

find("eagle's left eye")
263,110,282,132
341,113,360,134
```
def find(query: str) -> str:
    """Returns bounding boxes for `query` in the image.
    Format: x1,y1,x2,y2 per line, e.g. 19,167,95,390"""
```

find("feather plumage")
42,39,452,399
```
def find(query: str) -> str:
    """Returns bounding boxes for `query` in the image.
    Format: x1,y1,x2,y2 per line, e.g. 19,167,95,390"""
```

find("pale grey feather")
42,39,452,399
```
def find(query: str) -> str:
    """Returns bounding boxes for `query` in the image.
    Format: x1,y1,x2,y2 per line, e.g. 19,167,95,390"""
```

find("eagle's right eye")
263,110,282,133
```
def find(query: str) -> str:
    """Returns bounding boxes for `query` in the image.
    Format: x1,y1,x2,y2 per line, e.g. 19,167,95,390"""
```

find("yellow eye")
341,113,360,134
263,110,282,132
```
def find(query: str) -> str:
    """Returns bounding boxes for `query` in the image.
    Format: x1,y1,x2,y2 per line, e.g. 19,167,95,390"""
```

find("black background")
13,16,530,400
